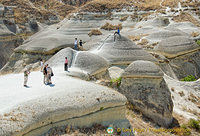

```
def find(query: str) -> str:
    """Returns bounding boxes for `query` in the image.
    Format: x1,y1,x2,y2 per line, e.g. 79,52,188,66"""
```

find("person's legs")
46,74,50,84
118,33,121,38
64,63,68,71
43,75,46,84
66,64,68,71
114,32,117,41
24,76,28,86
49,75,52,84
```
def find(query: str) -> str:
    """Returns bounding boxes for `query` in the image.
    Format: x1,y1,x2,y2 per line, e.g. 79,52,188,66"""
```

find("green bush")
188,119,200,131
197,40,200,46
110,77,122,88
181,75,197,82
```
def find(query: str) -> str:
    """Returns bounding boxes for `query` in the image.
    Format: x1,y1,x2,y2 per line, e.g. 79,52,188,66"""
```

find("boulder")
46,47,76,68
168,51,200,79
47,48,109,79
155,36,200,58
68,51,109,79
119,60,173,127
95,35,157,65
108,66,124,79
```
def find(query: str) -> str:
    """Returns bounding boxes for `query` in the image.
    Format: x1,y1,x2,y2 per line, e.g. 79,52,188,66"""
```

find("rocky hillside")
0,0,200,135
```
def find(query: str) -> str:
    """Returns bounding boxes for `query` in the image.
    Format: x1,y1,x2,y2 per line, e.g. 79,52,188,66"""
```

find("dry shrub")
138,39,149,45
2,0,76,24
191,32,200,37
162,0,181,8
128,34,149,41
88,29,102,37
80,0,132,12
134,0,162,11
101,23,122,30
120,15,129,21
173,12,200,27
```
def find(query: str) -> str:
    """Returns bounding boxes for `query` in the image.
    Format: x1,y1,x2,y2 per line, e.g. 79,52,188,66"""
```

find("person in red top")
64,57,68,71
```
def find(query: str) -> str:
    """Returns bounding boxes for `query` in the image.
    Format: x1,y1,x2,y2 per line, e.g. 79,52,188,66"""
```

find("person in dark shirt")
43,64,48,84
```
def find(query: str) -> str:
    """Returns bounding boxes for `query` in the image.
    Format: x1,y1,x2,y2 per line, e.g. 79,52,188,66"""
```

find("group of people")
42,63,53,85
23,29,121,87
74,38,83,50
23,59,54,87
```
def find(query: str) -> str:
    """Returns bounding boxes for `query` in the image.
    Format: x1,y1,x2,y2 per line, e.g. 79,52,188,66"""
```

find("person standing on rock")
43,64,48,84
40,59,44,72
114,27,121,41
64,57,69,72
79,39,83,51
74,38,78,50
24,68,30,87
47,65,53,85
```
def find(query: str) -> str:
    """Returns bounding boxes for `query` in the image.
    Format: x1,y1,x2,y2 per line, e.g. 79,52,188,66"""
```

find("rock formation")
95,35,157,65
0,70,129,135
120,60,173,127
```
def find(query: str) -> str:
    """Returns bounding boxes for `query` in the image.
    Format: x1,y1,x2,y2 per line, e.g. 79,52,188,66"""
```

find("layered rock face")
63,0,91,6
119,60,173,127
95,35,157,65
0,19,23,70
155,36,200,79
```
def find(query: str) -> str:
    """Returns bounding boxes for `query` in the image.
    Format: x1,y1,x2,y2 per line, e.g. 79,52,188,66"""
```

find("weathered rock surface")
164,75,200,120
0,69,129,136
119,60,173,127
108,66,124,79
95,35,157,65
0,19,23,70
68,51,109,79
46,47,76,68
167,51,200,79
146,30,188,43
155,36,200,58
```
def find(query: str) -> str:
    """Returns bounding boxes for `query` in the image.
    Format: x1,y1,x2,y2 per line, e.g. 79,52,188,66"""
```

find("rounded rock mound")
121,60,163,78
155,36,200,58
69,51,109,79
96,35,157,65
119,60,173,127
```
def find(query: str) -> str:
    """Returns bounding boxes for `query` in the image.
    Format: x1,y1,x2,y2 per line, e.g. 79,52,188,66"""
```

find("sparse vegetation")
110,77,122,88
197,40,200,46
88,29,102,37
180,75,197,82
188,119,200,131
80,0,132,12
1,0,76,24
101,23,122,30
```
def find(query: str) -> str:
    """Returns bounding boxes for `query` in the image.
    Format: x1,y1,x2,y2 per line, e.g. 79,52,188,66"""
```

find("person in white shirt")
74,38,78,50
